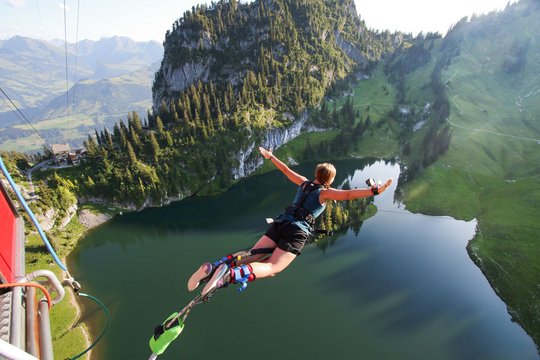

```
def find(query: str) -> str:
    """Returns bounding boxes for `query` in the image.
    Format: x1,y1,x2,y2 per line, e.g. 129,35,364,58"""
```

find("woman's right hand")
259,146,273,159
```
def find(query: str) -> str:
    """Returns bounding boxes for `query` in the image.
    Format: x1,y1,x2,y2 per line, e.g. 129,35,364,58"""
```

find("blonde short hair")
315,163,336,188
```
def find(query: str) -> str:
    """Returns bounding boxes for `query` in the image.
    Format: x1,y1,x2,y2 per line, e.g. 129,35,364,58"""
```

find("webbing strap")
213,254,234,267
286,181,321,225
295,181,319,208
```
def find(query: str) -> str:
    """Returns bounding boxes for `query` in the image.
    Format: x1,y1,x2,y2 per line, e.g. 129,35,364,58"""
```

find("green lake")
69,159,539,359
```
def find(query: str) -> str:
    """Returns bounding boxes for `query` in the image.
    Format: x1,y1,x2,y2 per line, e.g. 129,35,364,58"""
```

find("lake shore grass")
24,203,120,359
401,153,540,349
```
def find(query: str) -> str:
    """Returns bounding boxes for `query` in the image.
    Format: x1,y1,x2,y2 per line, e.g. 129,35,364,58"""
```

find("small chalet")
50,144,70,165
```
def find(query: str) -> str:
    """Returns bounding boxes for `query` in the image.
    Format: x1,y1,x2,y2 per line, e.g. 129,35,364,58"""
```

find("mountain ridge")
0,36,163,111
0,36,163,151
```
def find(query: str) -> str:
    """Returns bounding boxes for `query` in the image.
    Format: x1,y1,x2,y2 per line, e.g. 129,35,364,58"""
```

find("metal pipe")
25,287,39,357
38,300,53,360
9,286,24,350
10,214,26,351
0,338,39,360
22,270,65,305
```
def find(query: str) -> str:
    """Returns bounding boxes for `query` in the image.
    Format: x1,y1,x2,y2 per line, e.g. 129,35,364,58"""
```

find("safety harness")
283,180,322,227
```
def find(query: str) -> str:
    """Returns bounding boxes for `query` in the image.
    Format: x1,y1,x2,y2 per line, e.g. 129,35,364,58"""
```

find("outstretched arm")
259,147,307,186
320,179,393,202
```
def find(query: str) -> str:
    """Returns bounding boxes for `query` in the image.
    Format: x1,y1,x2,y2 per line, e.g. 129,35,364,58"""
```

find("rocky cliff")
150,0,403,182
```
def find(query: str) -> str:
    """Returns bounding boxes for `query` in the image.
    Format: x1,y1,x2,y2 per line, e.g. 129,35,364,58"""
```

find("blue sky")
0,0,517,43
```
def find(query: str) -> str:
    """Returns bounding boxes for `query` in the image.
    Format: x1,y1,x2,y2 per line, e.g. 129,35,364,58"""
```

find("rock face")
334,32,367,67
152,59,211,108
231,113,308,179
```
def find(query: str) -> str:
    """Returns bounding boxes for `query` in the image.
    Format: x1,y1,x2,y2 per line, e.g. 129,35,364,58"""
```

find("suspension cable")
0,87,49,145
72,0,81,123
63,0,70,144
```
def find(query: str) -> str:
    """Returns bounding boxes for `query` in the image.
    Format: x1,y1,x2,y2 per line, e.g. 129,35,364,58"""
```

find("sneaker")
187,263,214,292
201,264,231,297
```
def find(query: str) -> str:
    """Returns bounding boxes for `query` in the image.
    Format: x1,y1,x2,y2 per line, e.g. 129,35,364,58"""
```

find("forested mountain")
78,0,403,205
152,0,401,115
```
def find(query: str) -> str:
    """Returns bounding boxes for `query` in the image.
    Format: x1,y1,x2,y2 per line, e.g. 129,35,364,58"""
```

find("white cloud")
7,0,26,8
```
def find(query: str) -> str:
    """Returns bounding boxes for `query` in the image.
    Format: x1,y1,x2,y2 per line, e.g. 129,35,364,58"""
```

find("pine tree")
216,99,224,129
202,94,213,130
85,135,99,157
164,132,173,147
113,123,126,150
155,116,165,139
223,93,230,114
129,126,143,153
148,132,160,164
126,142,137,165
104,128,114,151
130,111,143,133
95,130,102,146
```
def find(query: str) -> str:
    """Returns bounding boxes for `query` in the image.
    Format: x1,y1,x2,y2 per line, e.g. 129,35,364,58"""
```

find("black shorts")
264,222,309,256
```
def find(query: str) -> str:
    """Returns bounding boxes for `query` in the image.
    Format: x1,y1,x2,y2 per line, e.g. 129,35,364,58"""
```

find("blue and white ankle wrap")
232,264,254,292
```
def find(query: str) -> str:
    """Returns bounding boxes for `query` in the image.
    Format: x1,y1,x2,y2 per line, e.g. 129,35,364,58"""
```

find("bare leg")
236,235,277,265
201,237,296,295
251,234,278,252
248,247,297,279
242,235,297,278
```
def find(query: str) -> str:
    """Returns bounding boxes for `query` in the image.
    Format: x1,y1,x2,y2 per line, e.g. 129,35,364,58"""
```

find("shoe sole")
187,263,212,292
201,264,228,297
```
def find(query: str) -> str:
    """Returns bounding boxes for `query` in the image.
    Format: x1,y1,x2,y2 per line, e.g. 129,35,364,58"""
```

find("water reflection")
69,159,539,360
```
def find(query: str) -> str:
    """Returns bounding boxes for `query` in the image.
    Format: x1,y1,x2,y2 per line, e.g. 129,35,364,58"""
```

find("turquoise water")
69,159,539,359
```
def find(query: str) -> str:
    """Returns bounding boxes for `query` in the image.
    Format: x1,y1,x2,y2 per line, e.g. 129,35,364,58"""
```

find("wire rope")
0,86,49,145
72,0,81,124
63,0,70,144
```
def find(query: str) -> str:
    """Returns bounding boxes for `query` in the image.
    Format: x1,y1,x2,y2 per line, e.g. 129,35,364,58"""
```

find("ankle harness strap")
213,254,235,268
232,264,255,292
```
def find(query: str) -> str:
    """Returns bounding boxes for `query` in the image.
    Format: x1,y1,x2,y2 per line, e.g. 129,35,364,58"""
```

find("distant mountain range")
0,36,163,151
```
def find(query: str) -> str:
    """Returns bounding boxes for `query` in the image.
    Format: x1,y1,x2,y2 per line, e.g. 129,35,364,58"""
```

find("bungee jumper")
192,147,393,296
149,146,393,358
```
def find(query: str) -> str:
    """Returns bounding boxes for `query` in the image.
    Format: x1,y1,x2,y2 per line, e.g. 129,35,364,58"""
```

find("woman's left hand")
378,179,393,193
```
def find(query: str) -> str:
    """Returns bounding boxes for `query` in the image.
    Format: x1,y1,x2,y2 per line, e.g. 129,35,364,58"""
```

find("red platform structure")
0,180,22,283
1,180,60,359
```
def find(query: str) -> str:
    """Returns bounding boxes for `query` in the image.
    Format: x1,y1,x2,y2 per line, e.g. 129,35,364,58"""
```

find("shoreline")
63,208,113,359
62,255,93,358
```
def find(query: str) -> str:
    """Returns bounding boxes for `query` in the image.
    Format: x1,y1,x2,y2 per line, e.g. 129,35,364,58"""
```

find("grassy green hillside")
274,1,540,347
400,0,540,345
